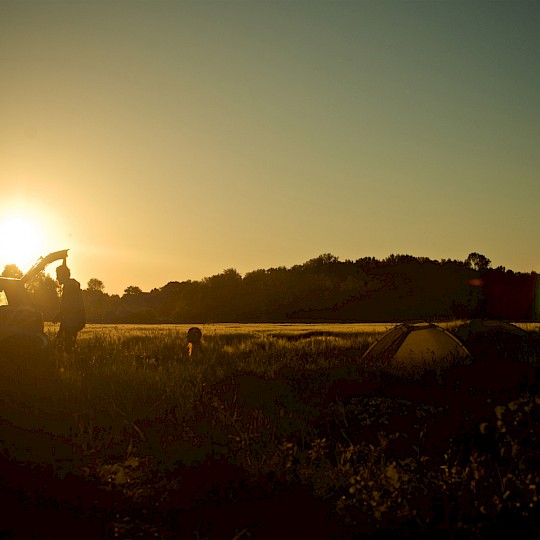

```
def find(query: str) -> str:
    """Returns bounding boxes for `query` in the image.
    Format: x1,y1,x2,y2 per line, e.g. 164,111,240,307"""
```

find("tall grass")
0,323,382,472
23,321,535,459
36,324,384,456
2,322,539,537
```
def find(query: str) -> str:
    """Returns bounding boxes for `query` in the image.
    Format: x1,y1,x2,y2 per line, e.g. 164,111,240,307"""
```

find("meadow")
1,322,540,539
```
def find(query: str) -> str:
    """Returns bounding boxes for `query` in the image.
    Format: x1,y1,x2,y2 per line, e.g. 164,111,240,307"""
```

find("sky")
1,0,539,295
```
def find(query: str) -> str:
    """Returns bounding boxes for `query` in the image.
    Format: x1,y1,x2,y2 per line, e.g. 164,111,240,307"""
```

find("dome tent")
362,322,473,372
455,319,527,342
454,319,535,363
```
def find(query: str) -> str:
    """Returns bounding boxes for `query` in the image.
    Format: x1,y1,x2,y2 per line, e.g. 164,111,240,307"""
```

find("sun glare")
0,214,45,271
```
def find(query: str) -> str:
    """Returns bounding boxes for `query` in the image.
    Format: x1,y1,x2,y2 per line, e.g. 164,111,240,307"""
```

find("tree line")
2,253,538,323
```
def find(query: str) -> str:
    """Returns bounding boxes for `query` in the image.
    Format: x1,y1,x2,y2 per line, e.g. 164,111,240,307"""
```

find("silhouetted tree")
62,253,536,323
87,278,105,292
83,279,110,323
152,281,183,321
1,264,23,278
466,252,491,272
303,253,340,268
124,285,143,296
26,272,60,320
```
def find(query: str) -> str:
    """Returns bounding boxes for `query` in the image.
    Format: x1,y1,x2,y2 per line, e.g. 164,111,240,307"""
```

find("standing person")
55,264,86,355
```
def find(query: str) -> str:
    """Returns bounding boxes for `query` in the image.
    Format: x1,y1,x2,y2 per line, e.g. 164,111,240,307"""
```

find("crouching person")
55,264,86,358
186,327,202,359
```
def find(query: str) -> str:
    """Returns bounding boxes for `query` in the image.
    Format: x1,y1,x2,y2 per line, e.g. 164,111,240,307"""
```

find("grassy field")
1,322,540,539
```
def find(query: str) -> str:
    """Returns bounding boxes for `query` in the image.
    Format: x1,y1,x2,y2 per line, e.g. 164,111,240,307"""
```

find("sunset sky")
1,1,539,295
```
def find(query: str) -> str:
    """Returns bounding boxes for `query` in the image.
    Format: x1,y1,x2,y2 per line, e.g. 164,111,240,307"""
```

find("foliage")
1,323,539,537
1,263,23,278
25,272,59,320
81,253,538,324
124,285,143,296
87,278,105,292
466,252,492,272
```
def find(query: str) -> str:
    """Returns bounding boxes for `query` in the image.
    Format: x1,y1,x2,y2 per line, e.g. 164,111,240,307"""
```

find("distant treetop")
1,264,23,279
465,252,492,272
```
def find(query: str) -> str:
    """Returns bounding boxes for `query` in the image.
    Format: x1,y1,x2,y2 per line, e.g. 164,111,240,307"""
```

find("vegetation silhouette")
1,251,539,539
85,252,538,323
3,252,538,324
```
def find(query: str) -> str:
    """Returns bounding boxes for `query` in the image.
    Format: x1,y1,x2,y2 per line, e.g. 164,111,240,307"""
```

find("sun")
0,213,45,272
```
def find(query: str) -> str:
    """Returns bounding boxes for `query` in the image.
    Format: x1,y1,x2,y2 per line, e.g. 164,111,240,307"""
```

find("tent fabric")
362,322,473,369
454,319,534,363
455,319,527,342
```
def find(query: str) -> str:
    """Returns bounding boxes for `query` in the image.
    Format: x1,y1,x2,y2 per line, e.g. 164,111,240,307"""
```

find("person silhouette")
55,264,86,355
186,327,202,358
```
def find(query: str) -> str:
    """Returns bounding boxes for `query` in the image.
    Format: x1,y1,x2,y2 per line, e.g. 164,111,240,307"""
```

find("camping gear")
362,322,473,371
455,319,527,341
455,319,535,363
